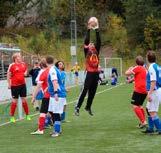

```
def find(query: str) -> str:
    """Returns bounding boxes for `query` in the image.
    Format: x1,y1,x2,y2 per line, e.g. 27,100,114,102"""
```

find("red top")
131,66,147,94
38,68,50,98
8,62,27,86
85,46,99,72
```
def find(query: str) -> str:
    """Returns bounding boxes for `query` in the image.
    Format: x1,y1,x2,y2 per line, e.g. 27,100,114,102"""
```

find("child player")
125,55,147,128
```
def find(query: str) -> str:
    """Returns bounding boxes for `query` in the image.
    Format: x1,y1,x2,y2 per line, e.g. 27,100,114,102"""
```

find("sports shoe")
51,132,60,138
26,115,31,121
85,107,94,116
141,128,154,134
137,123,147,129
30,129,44,135
74,107,79,116
10,117,16,123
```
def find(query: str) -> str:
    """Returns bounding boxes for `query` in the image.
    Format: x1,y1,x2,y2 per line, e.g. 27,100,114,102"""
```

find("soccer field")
0,80,161,153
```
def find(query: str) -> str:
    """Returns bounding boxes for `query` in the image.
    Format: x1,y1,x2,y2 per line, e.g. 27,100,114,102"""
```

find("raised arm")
84,29,90,45
94,29,101,54
84,29,90,56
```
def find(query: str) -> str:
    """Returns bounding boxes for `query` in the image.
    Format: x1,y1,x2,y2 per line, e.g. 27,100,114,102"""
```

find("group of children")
30,57,68,137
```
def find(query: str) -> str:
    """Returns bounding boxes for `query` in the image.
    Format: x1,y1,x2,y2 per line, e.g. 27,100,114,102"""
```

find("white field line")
0,83,125,127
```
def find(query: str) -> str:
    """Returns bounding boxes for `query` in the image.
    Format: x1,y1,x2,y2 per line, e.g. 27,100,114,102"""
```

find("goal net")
99,57,123,78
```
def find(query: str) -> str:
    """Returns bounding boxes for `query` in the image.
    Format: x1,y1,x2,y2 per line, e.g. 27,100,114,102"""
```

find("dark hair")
55,61,65,70
40,58,47,68
46,56,54,65
146,51,156,63
34,61,39,65
136,55,144,66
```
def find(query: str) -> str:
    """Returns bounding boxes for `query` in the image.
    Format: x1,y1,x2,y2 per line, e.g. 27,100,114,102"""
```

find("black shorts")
40,98,49,113
11,84,27,99
131,91,147,106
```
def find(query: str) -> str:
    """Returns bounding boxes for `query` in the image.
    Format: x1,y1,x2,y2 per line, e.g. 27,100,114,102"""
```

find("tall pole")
70,0,77,66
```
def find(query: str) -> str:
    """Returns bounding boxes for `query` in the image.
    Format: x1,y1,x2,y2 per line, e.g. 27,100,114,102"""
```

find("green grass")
0,79,161,153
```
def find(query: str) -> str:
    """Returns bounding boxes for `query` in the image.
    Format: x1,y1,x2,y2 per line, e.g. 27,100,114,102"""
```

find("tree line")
0,0,161,58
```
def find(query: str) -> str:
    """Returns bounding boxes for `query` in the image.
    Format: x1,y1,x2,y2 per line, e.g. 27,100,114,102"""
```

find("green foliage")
105,14,130,58
144,15,161,50
124,0,153,46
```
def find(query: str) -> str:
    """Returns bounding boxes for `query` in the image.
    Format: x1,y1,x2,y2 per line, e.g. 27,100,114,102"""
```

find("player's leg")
32,86,40,111
143,91,161,134
44,112,53,128
19,84,30,120
31,98,49,135
10,86,19,123
50,97,64,137
74,74,89,116
85,73,99,115
61,104,66,122
131,92,147,128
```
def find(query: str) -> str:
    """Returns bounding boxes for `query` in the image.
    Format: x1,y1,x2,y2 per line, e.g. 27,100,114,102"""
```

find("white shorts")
48,97,64,114
63,98,67,105
146,90,160,112
157,88,161,104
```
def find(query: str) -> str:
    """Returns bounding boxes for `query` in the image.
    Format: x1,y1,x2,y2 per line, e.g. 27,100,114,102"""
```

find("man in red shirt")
31,56,54,135
125,55,147,128
7,53,31,123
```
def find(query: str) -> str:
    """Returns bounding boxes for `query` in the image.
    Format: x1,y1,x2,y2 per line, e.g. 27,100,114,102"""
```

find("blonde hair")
12,52,21,62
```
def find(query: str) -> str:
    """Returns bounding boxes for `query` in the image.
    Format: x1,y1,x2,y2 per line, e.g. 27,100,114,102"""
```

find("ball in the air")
88,17,98,28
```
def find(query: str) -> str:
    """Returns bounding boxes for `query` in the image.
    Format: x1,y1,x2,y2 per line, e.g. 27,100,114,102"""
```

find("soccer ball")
88,17,98,29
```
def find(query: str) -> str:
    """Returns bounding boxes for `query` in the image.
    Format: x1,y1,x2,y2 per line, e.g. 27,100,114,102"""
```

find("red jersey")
85,47,99,72
38,68,50,98
8,62,27,86
131,66,147,94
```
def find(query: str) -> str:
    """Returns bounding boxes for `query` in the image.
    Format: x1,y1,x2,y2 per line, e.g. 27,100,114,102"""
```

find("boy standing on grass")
48,62,67,137
55,61,68,122
31,57,53,135
142,51,161,134
125,55,147,128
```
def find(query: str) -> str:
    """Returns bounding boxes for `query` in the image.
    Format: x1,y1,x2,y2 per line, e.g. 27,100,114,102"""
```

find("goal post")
99,57,123,78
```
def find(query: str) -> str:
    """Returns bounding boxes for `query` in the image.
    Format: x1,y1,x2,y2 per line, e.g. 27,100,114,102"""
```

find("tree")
124,0,153,47
144,15,161,50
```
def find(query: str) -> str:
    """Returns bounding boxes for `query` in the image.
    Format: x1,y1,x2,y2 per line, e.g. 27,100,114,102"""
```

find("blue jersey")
61,71,66,86
48,66,66,98
146,63,160,91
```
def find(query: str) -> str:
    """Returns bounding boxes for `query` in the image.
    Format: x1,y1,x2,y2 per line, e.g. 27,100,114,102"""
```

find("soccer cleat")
137,123,147,129
10,117,16,123
141,128,154,134
74,107,79,116
30,129,44,135
51,132,60,138
26,115,31,121
85,107,94,116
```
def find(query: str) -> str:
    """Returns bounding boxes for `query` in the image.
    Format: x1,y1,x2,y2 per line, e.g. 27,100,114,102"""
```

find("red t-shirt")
38,68,50,98
131,66,147,94
84,46,99,72
8,62,27,86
